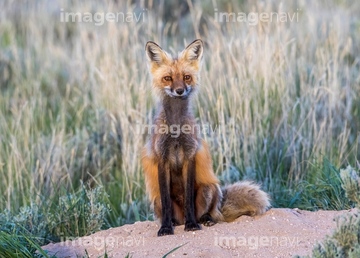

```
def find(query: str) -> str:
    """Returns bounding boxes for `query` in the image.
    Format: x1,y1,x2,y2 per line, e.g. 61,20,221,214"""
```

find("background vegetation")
298,165,360,258
0,0,359,256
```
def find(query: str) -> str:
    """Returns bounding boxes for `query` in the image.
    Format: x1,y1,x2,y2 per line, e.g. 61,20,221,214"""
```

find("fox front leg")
184,158,201,231
157,162,174,236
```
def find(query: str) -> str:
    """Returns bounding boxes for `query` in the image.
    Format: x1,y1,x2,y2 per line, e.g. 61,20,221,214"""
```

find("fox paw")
158,226,174,236
184,221,201,231
199,213,216,227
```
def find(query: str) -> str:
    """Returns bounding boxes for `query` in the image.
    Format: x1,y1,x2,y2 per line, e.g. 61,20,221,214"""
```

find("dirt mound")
42,208,350,257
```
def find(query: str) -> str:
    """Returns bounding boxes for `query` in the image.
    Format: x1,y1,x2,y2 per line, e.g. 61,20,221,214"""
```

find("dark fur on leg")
157,162,174,236
184,159,201,231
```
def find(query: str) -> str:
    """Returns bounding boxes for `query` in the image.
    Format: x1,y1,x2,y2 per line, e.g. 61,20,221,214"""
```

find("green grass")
162,242,189,258
297,165,360,257
0,0,359,256
0,184,108,257
0,229,49,258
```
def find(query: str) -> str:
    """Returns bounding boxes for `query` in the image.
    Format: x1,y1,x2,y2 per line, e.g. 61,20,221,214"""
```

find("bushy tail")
220,181,271,222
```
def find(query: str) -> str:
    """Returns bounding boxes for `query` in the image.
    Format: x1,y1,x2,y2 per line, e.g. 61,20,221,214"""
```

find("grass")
0,229,49,258
297,165,360,257
0,0,359,256
162,242,189,258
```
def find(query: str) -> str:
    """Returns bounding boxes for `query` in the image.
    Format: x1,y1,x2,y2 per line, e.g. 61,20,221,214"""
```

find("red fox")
141,39,270,236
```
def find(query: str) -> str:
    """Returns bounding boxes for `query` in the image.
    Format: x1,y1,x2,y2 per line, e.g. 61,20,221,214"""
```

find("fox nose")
175,88,184,95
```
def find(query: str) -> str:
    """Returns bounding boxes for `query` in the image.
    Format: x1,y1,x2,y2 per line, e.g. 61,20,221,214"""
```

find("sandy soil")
42,208,350,258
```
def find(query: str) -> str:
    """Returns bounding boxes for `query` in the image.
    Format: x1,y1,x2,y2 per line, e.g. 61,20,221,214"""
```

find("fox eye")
163,76,172,82
184,75,191,81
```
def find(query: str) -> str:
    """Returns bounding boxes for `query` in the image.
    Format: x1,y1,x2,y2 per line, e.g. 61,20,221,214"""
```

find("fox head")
145,39,203,99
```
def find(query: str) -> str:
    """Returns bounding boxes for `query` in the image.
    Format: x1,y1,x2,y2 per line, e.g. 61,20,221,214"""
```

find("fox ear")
145,41,170,65
182,39,203,61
